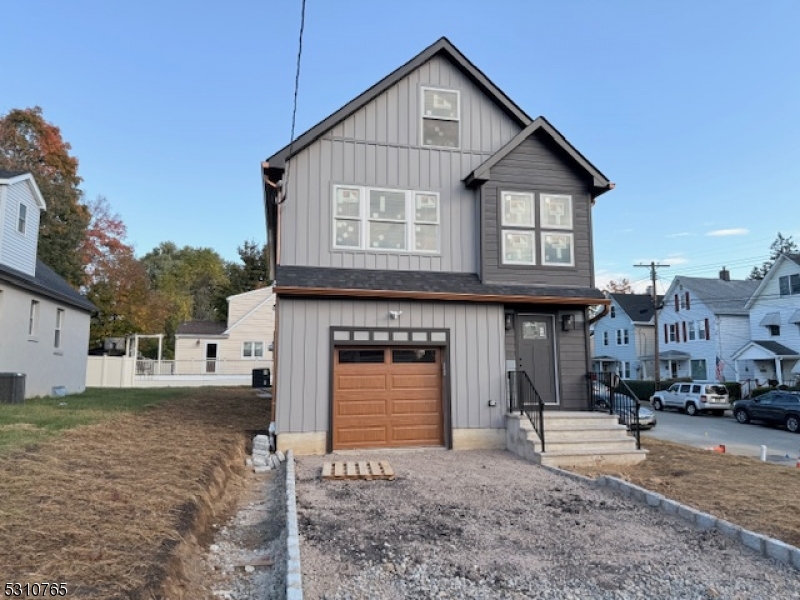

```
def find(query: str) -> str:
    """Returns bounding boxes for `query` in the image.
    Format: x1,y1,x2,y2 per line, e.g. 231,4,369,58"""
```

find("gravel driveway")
295,449,800,600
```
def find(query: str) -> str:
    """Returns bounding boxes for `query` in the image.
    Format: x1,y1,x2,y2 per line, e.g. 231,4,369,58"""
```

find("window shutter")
676,323,680,343
685,292,690,310
705,318,710,340
664,323,668,343
682,321,687,341
674,295,679,311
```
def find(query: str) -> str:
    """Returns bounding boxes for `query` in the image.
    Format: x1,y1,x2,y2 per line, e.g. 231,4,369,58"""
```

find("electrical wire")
279,0,307,204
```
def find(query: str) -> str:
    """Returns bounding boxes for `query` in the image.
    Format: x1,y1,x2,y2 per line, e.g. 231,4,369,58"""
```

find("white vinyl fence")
86,356,273,388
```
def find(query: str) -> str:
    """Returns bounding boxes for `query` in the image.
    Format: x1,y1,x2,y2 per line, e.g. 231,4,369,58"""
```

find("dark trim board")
327,327,452,453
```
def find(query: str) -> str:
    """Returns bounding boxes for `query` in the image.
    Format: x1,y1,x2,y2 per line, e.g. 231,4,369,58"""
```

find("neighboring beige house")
0,170,96,399
174,286,275,375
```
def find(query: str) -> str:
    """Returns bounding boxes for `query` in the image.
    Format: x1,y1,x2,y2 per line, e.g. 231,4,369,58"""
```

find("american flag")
715,356,725,380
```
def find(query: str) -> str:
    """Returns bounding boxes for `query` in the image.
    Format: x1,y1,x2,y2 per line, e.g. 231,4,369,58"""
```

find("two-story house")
592,293,660,379
261,38,612,455
732,254,800,386
656,269,758,382
0,170,95,398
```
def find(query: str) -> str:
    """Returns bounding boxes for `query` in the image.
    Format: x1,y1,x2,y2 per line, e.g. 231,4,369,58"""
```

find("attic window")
421,88,460,149
17,203,27,234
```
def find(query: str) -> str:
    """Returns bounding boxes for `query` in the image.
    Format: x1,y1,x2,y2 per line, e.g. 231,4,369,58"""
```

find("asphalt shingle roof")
0,169,28,179
276,265,606,302
676,277,759,315
0,260,96,312
612,293,661,323
752,340,799,356
175,321,227,336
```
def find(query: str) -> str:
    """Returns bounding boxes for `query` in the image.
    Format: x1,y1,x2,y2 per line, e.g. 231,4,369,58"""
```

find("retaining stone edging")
285,450,304,600
542,464,800,572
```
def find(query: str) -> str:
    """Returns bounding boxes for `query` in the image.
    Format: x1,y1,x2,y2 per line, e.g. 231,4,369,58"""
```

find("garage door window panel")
338,349,386,363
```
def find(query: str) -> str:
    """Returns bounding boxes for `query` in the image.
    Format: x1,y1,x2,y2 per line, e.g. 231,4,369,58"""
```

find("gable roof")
265,37,531,169
464,116,612,195
0,171,47,210
745,253,800,309
224,288,275,335
732,340,800,360
0,260,96,312
611,293,660,323
665,276,758,316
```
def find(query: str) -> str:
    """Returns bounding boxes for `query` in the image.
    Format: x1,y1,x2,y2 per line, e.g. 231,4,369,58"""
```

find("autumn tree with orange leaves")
0,107,89,287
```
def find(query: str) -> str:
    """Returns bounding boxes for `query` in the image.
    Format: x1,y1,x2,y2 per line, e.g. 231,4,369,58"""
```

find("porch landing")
506,412,647,467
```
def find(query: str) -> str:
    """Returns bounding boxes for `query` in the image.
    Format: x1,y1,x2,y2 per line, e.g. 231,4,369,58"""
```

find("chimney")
645,285,653,296
719,266,730,281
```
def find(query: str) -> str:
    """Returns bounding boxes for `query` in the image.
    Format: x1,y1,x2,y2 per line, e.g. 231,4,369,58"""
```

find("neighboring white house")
732,253,800,386
0,170,95,399
656,268,758,382
174,286,275,375
592,293,660,379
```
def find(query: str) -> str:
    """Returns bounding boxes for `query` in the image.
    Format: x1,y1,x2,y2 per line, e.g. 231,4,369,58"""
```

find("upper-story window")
332,185,439,253
18,203,27,234
54,308,65,349
602,331,609,346
421,87,460,149
610,306,616,318
779,274,800,296
500,192,574,267
616,329,629,345
768,324,781,337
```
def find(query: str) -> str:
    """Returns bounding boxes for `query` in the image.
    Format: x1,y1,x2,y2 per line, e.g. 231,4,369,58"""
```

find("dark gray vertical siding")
275,298,506,434
481,132,595,287
280,55,521,272
557,318,590,410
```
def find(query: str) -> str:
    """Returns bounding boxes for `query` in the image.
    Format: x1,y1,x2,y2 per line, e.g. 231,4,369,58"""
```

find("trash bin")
252,368,271,388
0,373,26,404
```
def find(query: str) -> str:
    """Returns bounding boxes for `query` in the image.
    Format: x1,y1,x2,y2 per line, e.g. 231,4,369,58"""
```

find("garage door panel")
336,399,387,417
336,426,388,446
391,425,442,443
389,373,439,389
392,399,441,415
335,374,387,391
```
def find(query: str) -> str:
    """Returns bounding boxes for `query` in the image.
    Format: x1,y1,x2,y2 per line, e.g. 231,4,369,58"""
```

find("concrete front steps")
506,411,647,467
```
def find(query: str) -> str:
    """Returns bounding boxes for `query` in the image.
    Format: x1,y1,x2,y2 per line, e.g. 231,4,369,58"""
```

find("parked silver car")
593,381,657,429
650,381,731,416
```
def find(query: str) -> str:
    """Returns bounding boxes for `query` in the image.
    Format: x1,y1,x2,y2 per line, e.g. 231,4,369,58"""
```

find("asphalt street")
642,406,800,466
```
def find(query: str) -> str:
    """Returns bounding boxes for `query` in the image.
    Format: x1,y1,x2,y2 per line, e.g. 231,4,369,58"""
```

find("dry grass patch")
0,387,270,599
569,438,800,547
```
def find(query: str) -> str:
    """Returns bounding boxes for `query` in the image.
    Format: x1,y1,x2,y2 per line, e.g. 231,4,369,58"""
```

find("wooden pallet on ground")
321,460,395,481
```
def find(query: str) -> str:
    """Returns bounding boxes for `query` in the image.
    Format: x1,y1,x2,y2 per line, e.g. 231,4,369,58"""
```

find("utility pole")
635,262,669,391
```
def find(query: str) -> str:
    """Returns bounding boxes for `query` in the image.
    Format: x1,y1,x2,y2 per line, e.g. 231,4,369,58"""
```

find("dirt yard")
0,387,279,599
568,437,800,548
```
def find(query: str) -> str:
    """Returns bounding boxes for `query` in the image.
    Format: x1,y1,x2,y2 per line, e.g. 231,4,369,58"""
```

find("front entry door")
517,315,558,404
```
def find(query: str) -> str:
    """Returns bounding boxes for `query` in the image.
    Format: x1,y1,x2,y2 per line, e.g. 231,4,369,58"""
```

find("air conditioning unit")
0,373,25,404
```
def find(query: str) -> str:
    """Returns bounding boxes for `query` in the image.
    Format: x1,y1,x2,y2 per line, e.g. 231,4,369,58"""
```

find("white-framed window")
332,185,439,253
18,203,27,234
620,361,631,379
421,87,460,149
540,194,573,229
616,329,629,345
502,230,535,265
29,299,39,336
779,274,800,296
768,325,781,337
54,308,65,348
610,306,616,318
502,192,535,227
541,232,574,267
698,319,707,340
602,331,609,346
242,341,264,359
688,321,697,341
501,191,536,265
668,323,677,343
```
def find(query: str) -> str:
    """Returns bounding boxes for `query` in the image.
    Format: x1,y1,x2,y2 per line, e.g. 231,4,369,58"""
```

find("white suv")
650,381,731,416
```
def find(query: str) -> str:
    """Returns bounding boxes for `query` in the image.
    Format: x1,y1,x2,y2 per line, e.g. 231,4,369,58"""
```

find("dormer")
0,170,47,277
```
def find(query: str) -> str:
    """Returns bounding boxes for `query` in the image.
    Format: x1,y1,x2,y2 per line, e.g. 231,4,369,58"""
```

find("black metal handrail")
508,370,545,452
587,372,641,449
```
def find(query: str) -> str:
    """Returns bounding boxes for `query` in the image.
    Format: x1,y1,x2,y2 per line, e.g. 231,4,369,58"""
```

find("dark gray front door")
517,315,558,404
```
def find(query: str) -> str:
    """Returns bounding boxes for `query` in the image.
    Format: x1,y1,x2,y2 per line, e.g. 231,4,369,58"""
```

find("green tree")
0,107,89,287
749,233,798,280
214,241,272,320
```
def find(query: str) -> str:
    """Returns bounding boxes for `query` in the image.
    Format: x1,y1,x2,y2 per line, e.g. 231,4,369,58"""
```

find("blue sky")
2,1,799,291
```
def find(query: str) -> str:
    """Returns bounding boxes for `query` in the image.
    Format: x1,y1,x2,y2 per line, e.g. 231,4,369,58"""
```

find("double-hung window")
616,329,629,345
421,87,460,149
779,274,800,296
18,203,27,234
333,185,440,253
501,192,535,265
243,341,264,359
540,194,574,266
29,299,39,337
54,308,64,348
500,192,575,267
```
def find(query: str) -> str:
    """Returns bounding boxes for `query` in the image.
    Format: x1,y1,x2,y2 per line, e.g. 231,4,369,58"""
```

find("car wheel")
734,408,750,424
685,402,698,416
652,399,663,411
786,415,800,433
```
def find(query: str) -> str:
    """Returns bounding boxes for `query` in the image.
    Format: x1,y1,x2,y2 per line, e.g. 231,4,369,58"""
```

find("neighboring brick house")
592,293,660,379
261,38,613,454
732,254,800,386
0,170,95,398
656,269,758,382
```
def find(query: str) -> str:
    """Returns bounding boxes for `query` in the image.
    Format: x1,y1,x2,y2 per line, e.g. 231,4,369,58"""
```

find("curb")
590,473,800,572
285,450,304,600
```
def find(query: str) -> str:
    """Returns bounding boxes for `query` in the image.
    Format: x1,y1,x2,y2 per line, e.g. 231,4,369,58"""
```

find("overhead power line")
279,0,307,205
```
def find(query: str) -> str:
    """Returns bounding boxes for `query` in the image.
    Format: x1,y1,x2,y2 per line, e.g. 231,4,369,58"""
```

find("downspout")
588,303,610,325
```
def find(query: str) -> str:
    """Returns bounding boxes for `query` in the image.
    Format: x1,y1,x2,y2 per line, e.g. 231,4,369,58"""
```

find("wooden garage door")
333,348,444,450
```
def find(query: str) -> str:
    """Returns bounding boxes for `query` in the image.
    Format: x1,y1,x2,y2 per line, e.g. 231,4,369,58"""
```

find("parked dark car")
733,391,800,433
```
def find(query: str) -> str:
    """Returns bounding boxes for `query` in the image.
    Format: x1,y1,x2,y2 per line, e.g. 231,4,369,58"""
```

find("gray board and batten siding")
275,297,507,436
279,54,522,273
480,130,596,288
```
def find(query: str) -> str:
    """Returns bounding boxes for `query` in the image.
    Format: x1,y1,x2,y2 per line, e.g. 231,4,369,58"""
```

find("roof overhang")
0,172,47,210
759,312,781,327
732,341,800,361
